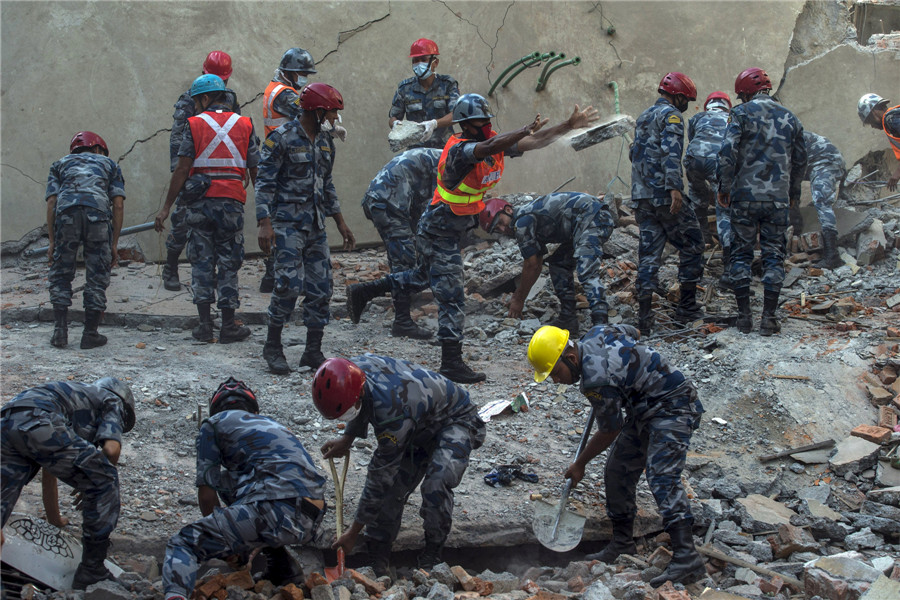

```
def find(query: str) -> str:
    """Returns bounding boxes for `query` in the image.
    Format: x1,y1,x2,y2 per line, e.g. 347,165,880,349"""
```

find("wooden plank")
758,439,835,462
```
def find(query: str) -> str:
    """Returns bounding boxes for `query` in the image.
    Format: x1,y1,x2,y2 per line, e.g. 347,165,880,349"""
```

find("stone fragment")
581,580,614,600
430,563,458,589
850,424,892,444
646,546,673,569
280,584,304,600
570,115,636,152
733,567,757,584
566,576,584,592
879,365,898,385
335,588,351,600
828,437,881,476
867,386,894,406
311,585,335,600
426,583,454,600
768,523,818,558
453,593,480,600
476,570,519,594
861,499,900,522
84,580,132,600
388,120,425,152
860,575,900,599
736,494,797,531
856,219,886,266
805,498,844,521
846,512,900,536
116,553,160,579
524,591,568,600
306,573,329,589
845,527,883,550
222,570,254,590
348,569,386,595
866,485,900,507
698,591,753,599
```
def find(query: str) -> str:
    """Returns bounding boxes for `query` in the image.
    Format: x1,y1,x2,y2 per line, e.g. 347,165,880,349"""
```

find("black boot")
258,547,302,586
363,538,393,578
299,329,326,369
259,256,275,293
219,308,250,343
391,293,432,339
759,289,781,337
162,250,181,291
734,287,752,334
439,341,486,384
346,278,392,324
417,541,444,570
72,538,115,590
674,283,704,323
51,306,68,348
80,310,107,349
718,246,734,290
263,325,290,374
649,521,706,587
585,518,637,563
192,303,215,342
817,229,842,269
551,297,580,337
637,296,654,336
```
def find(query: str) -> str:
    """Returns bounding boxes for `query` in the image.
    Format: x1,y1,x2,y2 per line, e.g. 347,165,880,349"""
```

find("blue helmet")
189,74,225,97
452,93,494,123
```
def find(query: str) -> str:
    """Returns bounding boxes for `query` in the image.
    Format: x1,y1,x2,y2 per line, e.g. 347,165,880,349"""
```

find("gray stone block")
84,580,131,600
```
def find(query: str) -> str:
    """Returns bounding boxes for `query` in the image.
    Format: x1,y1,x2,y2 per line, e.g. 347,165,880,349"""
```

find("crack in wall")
116,128,169,163
319,7,392,64
436,0,515,83
0,164,43,187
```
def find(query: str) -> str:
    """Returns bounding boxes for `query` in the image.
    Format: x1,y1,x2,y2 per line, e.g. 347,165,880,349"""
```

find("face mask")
337,403,361,422
477,123,495,141
413,61,433,80
293,75,308,90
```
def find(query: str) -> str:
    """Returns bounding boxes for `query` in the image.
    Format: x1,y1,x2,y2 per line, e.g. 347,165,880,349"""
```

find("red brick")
758,575,785,595
655,582,692,600
347,570,385,595
221,570,254,590
768,523,818,559
879,406,898,429
805,568,850,600
305,573,328,589
879,365,898,385
281,584,305,600
851,424,892,444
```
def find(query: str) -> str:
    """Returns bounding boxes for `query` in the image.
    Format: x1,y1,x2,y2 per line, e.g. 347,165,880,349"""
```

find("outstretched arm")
517,105,599,153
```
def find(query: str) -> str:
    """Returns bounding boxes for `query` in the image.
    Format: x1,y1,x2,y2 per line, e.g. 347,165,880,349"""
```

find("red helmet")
300,82,344,111
704,91,732,110
312,358,366,420
209,377,259,416
658,72,697,101
409,38,439,58
734,68,772,97
70,131,108,156
480,198,512,234
203,51,233,80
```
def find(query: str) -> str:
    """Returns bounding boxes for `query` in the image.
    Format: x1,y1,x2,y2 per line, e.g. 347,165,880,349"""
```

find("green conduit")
535,53,565,91
488,51,541,97
535,57,580,92
501,52,554,90
604,80,631,195
608,81,621,114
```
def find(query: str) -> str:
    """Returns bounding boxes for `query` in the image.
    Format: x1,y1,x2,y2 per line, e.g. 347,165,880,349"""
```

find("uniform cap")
858,93,888,125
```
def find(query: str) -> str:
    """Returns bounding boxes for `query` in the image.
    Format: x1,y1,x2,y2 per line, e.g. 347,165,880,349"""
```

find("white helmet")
858,93,887,125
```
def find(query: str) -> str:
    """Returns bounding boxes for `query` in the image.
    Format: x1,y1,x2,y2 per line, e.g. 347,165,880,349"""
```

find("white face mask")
337,402,361,422
294,75,308,90
412,60,433,80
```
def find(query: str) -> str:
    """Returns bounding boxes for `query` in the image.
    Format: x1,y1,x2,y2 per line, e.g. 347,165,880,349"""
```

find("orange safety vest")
883,105,900,161
263,80,295,138
187,110,253,203
432,133,504,216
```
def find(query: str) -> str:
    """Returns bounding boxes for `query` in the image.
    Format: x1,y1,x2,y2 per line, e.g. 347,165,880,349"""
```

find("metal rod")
25,220,156,257
551,176,576,194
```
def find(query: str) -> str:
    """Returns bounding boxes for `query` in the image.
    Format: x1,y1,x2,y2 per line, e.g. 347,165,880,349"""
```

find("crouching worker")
162,378,326,599
1,378,136,589
526,325,706,587
314,355,485,575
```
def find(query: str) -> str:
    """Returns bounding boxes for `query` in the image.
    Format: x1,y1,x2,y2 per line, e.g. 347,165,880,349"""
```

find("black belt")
300,498,325,521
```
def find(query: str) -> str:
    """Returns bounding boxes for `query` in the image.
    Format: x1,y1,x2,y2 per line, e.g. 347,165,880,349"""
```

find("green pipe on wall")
488,51,541,96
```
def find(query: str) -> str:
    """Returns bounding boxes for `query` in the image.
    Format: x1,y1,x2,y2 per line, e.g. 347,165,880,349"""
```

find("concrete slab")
792,448,832,464
736,494,797,529
829,436,881,477
860,575,900,600
805,498,845,522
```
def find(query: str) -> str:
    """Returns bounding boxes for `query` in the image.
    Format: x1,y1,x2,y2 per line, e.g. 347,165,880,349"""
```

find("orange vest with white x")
432,133,504,216
187,110,253,203
883,105,900,161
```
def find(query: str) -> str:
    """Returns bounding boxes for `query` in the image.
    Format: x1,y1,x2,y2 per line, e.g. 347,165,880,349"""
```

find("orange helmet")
409,38,439,58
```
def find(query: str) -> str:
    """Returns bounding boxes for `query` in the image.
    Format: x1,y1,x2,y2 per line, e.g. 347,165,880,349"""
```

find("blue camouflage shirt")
390,74,460,149
685,108,729,160
196,410,326,504
803,131,845,179
577,325,703,432
1,381,127,445
717,93,807,204
512,192,611,260
45,154,126,218
630,98,686,205
361,148,440,220
342,354,483,525
254,120,340,229
170,88,241,171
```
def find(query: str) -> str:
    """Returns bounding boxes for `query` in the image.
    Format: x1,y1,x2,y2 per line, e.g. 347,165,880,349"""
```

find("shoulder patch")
264,138,276,149
667,114,682,124
377,431,398,445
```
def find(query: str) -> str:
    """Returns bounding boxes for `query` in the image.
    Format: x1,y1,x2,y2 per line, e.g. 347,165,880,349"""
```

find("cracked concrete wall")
1,1,896,260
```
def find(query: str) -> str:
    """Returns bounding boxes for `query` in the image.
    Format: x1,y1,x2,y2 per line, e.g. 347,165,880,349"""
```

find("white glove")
421,119,438,141
334,125,348,142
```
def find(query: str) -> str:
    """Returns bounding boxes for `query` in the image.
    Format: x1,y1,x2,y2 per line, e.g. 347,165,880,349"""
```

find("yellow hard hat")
527,325,570,383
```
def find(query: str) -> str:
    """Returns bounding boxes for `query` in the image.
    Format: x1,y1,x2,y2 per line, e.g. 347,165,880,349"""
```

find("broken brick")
647,546,673,569
887,326,900,339
280,584,304,600
221,570,254,590
867,385,894,406
305,573,328,589
768,523,818,559
879,365,898,385
525,592,568,600
655,582,692,600
521,580,541,594
566,576,584,592
758,576,785,595
347,569,385,595
454,593,480,600
195,574,225,600
851,424,892,444
879,406,898,430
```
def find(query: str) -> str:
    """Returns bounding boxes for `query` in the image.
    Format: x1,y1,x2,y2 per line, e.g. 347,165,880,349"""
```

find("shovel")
532,407,596,552
324,454,349,581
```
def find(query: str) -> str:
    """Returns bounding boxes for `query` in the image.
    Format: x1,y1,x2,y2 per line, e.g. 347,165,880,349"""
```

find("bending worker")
857,93,900,191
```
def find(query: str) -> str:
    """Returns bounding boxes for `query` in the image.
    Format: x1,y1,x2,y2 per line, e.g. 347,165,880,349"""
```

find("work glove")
421,119,438,141
334,125,348,142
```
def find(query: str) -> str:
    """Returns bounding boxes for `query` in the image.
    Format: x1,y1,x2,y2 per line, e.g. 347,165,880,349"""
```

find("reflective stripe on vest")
432,134,504,216
188,110,252,203
192,113,247,168
264,81,292,137
884,105,900,161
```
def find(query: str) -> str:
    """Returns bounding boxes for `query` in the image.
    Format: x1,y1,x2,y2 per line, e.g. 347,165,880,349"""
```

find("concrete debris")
829,437,881,477
569,115,635,152
856,219,887,267
388,120,426,152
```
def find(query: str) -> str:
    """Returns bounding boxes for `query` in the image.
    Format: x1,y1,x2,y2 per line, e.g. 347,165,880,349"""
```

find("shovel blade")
532,499,586,552
324,548,345,582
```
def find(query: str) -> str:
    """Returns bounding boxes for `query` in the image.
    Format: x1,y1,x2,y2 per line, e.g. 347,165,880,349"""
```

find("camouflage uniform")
163,410,325,599
177,102,260,309
630,98,704,296
361,148,441,273
717,94,806,291
684,108,732,248
576,325,703,525
511,192,615,324
168,89,241,254
342,354,485,548
1,382,128,543
390,75,460,149
803,131,844,233
46,153,126,312
255,121,341,328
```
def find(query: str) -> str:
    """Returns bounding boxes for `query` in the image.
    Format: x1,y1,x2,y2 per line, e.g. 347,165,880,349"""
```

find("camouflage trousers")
729,200,788,292
716,203,734,249
364,203,418,273
162,498,323,599
604,410,700,526
165,195,188,254
548,211,615,323
185,198,244,309
684,155,717,211
633,200,705,296
49,206,112,312
266,224,333,328
0,407,120,543
362,420,485,548
808,168,840,233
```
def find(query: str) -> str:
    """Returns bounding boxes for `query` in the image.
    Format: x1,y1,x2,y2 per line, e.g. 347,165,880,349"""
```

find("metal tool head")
532,498,587,552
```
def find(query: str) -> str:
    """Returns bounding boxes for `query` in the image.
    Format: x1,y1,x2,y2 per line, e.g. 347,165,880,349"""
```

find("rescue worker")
802,131,845,269
256,83,356,374
347,94,599,384
631,72,706,335
527,325,705,587
480,192,615,335
315,355,485,575
154,74,260,344
162,51,240,292
389,38,460,150
46,131,125,350
1,378,136,589
684,91,733,287
857,93,900,191
361,147,442,339
162,378,326,600
717,68,806,336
